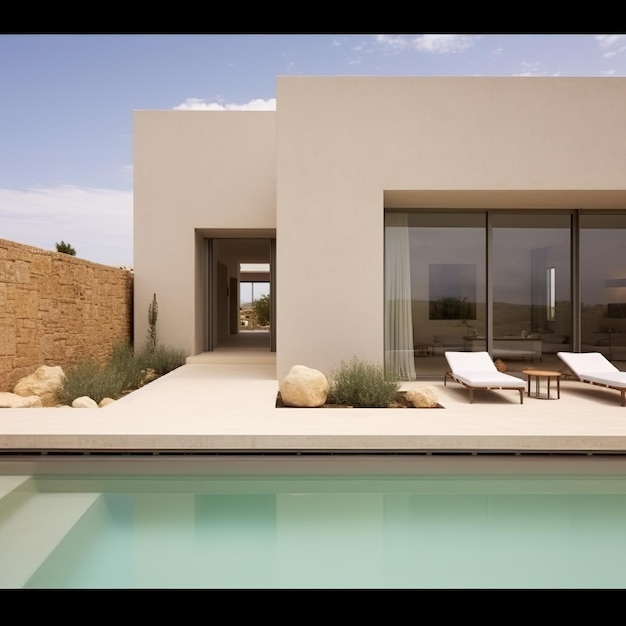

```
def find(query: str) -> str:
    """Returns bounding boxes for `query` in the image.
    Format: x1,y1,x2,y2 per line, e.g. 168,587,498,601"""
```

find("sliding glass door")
491,213,571,365
385,212,486,379
385,209,626,380
580,214,626,362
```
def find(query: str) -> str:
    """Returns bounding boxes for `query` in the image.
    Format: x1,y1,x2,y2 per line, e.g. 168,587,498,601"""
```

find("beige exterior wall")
134,76,626,380
133,111,276,355
0,239,133,391
275,76,626,379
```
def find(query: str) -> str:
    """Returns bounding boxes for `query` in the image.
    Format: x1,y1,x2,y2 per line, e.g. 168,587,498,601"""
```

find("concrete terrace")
1,330,626,456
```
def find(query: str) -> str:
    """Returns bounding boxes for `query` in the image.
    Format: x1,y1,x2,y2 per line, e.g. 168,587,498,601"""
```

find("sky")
1,33,625,268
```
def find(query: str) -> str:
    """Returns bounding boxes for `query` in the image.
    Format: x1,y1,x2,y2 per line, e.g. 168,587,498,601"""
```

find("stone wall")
0,239,133,391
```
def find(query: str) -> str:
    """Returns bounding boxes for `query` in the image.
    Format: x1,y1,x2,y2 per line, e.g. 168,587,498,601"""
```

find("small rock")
405,386,439,408
72,396,99,408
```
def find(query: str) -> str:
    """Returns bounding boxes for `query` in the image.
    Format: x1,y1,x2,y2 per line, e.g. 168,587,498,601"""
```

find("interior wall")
208,236,273,350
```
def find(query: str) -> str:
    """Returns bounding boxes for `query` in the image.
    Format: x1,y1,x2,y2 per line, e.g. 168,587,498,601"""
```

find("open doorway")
239,263,270,332
204,232,275,354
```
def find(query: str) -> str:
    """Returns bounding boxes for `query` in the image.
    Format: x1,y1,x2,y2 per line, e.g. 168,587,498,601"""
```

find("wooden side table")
523,369,561,399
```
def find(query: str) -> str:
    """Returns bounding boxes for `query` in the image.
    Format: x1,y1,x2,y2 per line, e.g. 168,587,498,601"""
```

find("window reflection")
407,212,486,371
580,214,626,362
491,213,571,349
386,210,626,380
547,268,556,321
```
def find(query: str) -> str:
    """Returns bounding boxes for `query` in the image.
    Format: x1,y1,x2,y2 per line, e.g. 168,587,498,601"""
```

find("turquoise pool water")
2,455,626,588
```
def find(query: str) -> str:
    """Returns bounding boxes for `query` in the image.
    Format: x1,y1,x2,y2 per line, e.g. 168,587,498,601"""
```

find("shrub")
55,241,76,256
57,357,131,405
136,292,186,375
136,343,187,377
145,293,159,353
253,294,270,326
109,342,145,390
58,295,187,405
327,356,401,408
57,342,186,405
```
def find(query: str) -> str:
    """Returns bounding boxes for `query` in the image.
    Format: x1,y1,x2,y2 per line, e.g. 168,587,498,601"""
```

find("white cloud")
0,185,133,268
514,60,560,77
375,35,410,51
173,97,277,111
596,35,626,60
412,34,478,54
596,34,626,49
376,34,479,54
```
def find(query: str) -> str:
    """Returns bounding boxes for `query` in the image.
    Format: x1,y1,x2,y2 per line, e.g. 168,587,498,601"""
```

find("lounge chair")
444,351,525,404
557,351,626,406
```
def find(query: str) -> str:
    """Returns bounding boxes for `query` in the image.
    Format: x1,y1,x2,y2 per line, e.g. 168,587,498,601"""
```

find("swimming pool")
2,454,626,588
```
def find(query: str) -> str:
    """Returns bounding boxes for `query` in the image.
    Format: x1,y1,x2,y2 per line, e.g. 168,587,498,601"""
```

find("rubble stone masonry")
0,239,133,391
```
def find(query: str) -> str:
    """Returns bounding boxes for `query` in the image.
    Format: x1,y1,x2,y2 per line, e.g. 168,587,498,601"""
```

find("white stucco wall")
133,111,276,355
275,76,626,379
134,77,626,379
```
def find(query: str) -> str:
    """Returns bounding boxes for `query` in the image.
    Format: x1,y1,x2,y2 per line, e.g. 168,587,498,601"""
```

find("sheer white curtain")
384,212,416,380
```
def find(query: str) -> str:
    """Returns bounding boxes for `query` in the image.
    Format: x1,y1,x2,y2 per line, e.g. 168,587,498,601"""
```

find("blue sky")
1,33,624,268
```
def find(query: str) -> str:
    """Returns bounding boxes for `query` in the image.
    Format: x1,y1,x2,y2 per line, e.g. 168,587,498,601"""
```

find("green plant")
136,343,187,377
57,341,186,405
109,342,145,389
55,286,187,406
146,293,159,353
327,356,401,408
253,294,270,326
55,240,76,256
57,357,130,405
429,296,475,321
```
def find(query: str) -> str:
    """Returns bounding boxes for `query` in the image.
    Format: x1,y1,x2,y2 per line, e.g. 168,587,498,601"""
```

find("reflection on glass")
385,210,626,379
580,214,626,362
428,264,477,321
491,213,571,362
407,212,486,373
547,267,556,321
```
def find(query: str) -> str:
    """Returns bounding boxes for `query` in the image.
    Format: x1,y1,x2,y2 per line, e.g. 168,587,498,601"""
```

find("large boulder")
279,365,329,407
13,365,65,407
6,365,119,409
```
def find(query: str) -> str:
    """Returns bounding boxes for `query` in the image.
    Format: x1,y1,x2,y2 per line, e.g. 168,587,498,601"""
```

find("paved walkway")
1,331,626,455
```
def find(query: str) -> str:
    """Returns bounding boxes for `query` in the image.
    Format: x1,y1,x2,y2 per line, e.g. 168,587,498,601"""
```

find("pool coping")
1,363,626,456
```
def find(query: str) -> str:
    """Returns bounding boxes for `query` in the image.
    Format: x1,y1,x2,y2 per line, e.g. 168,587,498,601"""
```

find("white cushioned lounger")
444,351,525,404
557,351,626,406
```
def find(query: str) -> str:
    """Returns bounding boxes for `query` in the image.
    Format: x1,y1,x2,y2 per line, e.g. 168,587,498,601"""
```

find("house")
133,76,626,381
